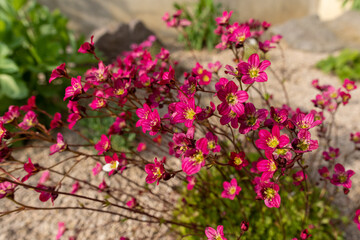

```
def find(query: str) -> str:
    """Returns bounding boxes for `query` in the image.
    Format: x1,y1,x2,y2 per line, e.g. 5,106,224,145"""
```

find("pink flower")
70,181,80,194
238,103,268,134
38,171,50,185
145,157,165,185
103,153,127,175
21,158,39,182
343,78,357,91
208,61,222,73
50,113,62,130
228,152,248,170
205,132,221,153
353,209,360,231
221,178,241,200
64,76,83,101
78,35,95,54
322,147,339,161
255,125,289,153
186,176,196,190
49,63,68,83
217,80,248,116
19,111,38,130
98,178,107,191
216,11,233,26
292,170,307,186
153,135,162,145
318,166,330,179
20,96,37,111
137,142,147,152
292,112,321,130
350,132,360,144
182,138,209,175
136,103,161,135
85,61,109,83
255,181,281,208
300,229,312,239
291,130,318,153
173,97,202,128
49,133,67,155
94,135,111,155
55,222,66,240
205,225,227,240
0,181,17,199
238,53,271,84
330,163,355,189
126,197,137,208
92,162,102,176
229,26,251,45
89,91,107,110
1,105,19,123
257,151,277,180
35,184,58,205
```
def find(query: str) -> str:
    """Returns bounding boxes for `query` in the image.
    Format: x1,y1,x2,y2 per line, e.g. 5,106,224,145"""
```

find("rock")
325,10,360,50
93,20,162,62
271,15,343,52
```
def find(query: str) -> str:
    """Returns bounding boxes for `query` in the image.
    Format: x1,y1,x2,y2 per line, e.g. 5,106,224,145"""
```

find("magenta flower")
0,122,7,140
137,142,147,152
216,10,233,25
103,153,122,176
140,108,161,136
173,97,201,128
49,133,67,155
217,81,248,116
330,163,355,189
257,151,277,181
20,95,36,111
350,132,360,144
94,134,111,155
238,103,268,134
208,61,222,73
186,176,196,190
300,229,312,239
238,53,271,84
1,105,19,123
292,170,307,186
229,25,251,45
98,178,107,191
19,111,38,130
318,166,330,179
343,78,357,91
38,171,50,185
322,147,339,161
291,130,318,153
92,162,102,176
292,112,321,130
205,132,221,153
182,138,209,175
205,225,227,240
255,181,281,208
70,181,80,194
108,114,127,136
126,197,137,208
353,209,360,231
221,178,241,200
35,184,58,205
0,181,17,199
255,125,289,153
21,157,39,182
50,112,62,130
49,63,68,83
64,76,83,101
85,61,109,83
228,152,248,170
55,222,66,240
145,157,165,185
136,103,152,129
78,35,95,54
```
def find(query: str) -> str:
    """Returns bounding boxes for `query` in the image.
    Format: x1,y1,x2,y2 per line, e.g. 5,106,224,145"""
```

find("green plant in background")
174,0,221,50
0,0,95,113
343,0,360,10
174,157,346,240
316,49,360,81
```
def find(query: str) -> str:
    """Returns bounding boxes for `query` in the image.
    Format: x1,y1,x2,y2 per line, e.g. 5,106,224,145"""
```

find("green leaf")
0,74,28,99
0,42,11,57
0,58,19,73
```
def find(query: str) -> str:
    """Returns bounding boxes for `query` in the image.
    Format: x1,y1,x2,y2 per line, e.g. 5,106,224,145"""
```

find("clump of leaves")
343,0,360,10
173,155,346,240
174,0,221,50
316,49,360,81
0,0,95,113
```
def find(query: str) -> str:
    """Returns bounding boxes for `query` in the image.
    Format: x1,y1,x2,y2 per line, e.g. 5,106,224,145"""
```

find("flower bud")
241,221,249,231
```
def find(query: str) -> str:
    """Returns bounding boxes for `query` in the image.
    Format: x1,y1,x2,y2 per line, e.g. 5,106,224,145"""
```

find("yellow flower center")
297,140,309,151
208,141,215,149
193,151,204,164
346,83,353,90
269,161,276,171
115,88,125,95
202,75,210,82
234,157,243,165
226,93,238,106
264,188,276,200
249,68,259,78
237,34,246,43
266,137,279,148
185,108,196,120
246,116,256,126
338,174,347,183
229,110,237,118
110,161,117,170
275,148,287,155
229,186,236,195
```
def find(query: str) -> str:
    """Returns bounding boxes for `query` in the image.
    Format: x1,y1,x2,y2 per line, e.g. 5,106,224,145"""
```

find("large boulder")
271,15,343,52
93,20,161,62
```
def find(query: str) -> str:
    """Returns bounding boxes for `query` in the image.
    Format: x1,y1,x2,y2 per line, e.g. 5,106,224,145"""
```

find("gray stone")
271,15,343,52
92,20,161,62
325,10,360,50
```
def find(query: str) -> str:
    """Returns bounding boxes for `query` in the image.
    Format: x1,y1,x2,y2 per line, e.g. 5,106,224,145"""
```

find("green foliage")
173,161,345,239
174,0,220,50
0,0,95,113
343,0,360,10
316,49,360,81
